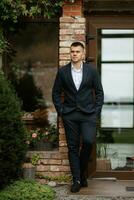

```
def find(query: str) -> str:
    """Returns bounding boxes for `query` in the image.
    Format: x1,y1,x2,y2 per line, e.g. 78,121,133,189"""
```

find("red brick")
59,147,68,153
60,23,71,29
62,159,69,165
59,47,70,54
50,165,70,172
59,127,65,134
39,159,48,165
38,152,52,159
48,159,62,165
63,11,82,17
37,171,69,177
60,35,73,41
63,5,72,12
59,61,69,66
73,34,85,41
27,151,51,159
60,41,72,47
51,152,61,159
63,0,82,16
59,141,67,147
36,165,50,172
59,60,69,67
61,152,68,159
75,17,85,23
59,133,66,141
60,23,85,30
63,5,81,13
71,5,81,11
50,165,60,172
60,17,85,23
74,29,85,34
60,17,76,23
60,29,73,35
59,165,70,172
59,54,70,60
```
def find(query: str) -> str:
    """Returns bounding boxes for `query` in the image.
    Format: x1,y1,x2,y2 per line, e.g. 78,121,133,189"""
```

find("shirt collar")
71,62,83,72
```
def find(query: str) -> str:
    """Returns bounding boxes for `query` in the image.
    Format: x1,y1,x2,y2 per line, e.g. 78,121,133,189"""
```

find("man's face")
70,45,85,63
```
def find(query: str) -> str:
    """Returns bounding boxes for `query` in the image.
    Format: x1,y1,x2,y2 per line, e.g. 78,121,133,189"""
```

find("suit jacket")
52,62,104,117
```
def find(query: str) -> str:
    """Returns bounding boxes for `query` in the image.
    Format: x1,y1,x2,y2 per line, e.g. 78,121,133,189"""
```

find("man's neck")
72,61,82,70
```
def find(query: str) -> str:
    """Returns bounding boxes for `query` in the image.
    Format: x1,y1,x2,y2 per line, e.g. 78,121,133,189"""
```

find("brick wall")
63,0,83,17
28,0,86,179
27,150,70,177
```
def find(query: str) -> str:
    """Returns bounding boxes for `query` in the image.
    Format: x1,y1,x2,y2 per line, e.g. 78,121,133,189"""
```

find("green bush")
0,71,28,189
0,179,55,200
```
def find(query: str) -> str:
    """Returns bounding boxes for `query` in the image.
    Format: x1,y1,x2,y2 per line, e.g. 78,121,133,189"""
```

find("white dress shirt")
71,63,83,90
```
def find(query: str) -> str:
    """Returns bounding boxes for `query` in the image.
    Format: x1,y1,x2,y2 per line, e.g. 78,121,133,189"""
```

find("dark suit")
52,62,104,182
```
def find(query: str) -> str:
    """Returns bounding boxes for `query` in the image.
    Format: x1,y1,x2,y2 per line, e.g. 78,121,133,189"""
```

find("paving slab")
54,180,134,200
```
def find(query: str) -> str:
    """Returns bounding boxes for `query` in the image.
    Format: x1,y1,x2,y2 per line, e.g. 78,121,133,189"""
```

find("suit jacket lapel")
67,63,78,91
78,63,88,91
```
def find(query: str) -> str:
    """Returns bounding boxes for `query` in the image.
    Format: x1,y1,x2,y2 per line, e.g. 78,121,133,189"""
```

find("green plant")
0,179,55,200
46,124,58,143
37,174,72,182
0,31,9,54
0,70,28,189
28,124,58,145
97,143,108,158
0,0,64,52
0,0,64,22
31,153,40,166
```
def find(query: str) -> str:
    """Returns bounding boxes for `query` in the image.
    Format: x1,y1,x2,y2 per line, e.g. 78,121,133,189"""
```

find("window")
97,29,134,171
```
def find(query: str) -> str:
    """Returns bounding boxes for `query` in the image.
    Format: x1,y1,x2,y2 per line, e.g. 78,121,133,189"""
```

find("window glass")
101,105,133,128
102,29,134,34
102,38,134,61
102,64,133,102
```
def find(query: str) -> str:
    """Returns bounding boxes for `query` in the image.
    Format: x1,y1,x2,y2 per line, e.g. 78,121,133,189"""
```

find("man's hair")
70,42,84,49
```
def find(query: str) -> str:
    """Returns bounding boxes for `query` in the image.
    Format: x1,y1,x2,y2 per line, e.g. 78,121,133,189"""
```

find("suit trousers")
62,110,96,182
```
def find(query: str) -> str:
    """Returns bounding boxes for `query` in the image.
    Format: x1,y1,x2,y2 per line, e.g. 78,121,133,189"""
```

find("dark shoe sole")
71,183,81,193
81,183,88,187
71,188,81,193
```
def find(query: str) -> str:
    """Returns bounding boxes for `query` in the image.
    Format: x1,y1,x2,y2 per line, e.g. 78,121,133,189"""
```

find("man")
52,42,104,193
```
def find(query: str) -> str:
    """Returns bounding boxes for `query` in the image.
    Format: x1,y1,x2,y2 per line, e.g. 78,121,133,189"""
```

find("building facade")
2,0,133,180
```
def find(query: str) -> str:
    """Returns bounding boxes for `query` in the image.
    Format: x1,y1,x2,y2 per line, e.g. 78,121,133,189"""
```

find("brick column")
59,0,85,67
58,0,86,168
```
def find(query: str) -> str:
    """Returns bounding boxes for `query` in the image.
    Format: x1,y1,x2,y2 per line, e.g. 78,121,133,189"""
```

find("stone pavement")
54,180,134,200
54,185,134,200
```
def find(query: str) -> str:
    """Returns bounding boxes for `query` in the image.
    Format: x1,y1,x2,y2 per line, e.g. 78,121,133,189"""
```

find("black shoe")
71,181,81,193
80,176,88,187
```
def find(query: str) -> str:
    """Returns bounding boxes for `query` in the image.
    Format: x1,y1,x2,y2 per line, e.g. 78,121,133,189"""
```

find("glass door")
97,29,134,173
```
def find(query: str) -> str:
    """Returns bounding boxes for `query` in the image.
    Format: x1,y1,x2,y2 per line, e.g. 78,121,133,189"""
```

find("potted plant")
22,153,40,179
96,129,113,171
27,124,58,151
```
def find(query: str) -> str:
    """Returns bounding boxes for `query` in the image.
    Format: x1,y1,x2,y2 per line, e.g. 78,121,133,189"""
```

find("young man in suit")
52,42,104,193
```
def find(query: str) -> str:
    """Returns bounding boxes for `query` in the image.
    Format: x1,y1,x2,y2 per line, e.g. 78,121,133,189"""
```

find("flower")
27,124,58,145
32,133,37,138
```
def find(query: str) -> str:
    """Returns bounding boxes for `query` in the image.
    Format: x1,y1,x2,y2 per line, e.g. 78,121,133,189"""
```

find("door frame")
86,15,134,180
